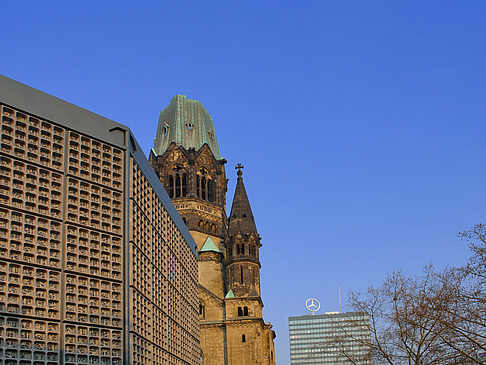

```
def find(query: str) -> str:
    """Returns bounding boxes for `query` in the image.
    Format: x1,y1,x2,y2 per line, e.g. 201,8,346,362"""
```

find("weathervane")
305,298,321,315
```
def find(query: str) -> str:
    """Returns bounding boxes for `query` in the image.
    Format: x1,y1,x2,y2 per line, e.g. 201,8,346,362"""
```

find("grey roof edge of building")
0,74,129,148
0,74,198,257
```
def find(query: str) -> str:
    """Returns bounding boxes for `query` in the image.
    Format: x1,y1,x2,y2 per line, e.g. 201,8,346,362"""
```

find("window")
199,304,205,318
168,165,186,198
197,168,216,202
242,334,246,343
237,307,248,317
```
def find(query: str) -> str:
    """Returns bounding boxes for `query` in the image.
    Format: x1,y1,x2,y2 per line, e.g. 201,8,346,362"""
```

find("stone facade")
150,95,276,365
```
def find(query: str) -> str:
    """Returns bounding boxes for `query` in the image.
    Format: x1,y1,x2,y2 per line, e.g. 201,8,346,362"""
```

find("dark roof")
228,167,258,236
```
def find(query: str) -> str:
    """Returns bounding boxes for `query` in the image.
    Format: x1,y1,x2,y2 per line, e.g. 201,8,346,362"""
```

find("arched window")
208,179,215,202
197,168,215,202
168,165,187,198
243,306,248,316
242,334,246,343
238,307,242,316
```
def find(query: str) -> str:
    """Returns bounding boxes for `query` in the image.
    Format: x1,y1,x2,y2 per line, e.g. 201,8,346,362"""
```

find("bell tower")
149,95,228,253
226,164,262,298
150,95,276,365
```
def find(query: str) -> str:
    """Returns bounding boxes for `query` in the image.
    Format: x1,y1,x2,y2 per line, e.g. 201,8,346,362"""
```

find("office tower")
288,312,371,364
0,75,200,365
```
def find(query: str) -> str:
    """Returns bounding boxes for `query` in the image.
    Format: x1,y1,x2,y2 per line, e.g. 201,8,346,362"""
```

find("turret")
226,164,262,298
198,237,225,298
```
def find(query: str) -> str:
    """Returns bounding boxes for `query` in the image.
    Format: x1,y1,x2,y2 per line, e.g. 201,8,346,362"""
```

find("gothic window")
168,165,187,198
197,168,216,202
207,179,215,202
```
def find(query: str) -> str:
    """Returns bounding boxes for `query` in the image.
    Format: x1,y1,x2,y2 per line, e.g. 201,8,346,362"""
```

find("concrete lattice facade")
0,76,200,365
150,95,276,365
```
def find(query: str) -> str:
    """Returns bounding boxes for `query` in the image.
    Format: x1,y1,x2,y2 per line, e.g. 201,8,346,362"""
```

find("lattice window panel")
130,244,153,301
1,106,65,172
64,274,122,327
0,156,63,219
129,201,153,258
0,316,59,365
66,177,122,234
131,334,153,365
0,261,61,320
65,225,122,280
67,131,123,190
0,208,61,269
64,324,122,365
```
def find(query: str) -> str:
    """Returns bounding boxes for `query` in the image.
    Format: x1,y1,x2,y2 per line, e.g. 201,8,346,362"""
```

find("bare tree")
345,225,486,364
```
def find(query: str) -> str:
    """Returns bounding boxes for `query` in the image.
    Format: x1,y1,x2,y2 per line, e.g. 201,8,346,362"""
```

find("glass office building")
288,312,372,364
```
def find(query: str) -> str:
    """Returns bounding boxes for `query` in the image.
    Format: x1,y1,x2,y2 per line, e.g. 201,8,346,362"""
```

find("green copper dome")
153,95,221,159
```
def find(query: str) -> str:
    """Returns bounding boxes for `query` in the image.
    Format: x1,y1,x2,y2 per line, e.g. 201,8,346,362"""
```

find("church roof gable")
200,237,221,253
225,289,235,298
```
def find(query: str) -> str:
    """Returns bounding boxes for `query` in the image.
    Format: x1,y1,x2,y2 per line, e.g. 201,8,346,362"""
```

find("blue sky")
2,1,486,363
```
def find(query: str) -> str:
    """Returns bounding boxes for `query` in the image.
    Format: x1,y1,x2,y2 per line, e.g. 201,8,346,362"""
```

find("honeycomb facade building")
0,76,200,365
150,95,276,365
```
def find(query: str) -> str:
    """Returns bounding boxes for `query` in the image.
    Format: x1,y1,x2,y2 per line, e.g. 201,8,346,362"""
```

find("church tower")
150,95,275,365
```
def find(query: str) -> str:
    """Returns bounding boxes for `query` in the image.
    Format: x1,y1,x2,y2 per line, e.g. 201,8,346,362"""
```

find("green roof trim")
200,237,221,253
225,289,235,298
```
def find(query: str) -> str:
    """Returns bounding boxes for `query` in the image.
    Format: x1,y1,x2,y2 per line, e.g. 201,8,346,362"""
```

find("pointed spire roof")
228,164,258,236
153,95,221,159
225,289,235,298
200,237,221,253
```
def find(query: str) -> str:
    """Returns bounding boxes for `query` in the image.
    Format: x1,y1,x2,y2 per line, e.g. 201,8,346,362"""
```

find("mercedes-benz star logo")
305,298,321,314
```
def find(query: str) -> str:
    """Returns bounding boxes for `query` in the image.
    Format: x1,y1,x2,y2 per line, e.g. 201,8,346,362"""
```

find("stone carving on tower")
150,95,276,365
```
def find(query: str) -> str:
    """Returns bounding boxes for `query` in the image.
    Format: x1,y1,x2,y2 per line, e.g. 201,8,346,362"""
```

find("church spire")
153,94,221,159
228,164,258,236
